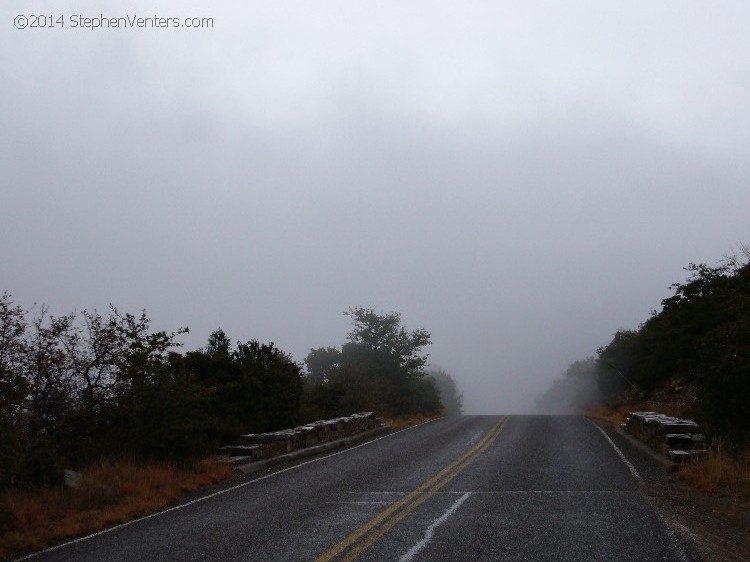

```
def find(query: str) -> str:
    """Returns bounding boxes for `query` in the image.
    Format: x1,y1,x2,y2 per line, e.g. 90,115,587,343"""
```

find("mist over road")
26,416,697,561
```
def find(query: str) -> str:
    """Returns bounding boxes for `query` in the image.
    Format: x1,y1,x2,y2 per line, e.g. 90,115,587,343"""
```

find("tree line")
302,307,462,420
538,246,749,447
0,297,461,489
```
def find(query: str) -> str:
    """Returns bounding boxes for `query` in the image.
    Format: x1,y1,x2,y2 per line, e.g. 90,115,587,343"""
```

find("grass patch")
586,403,634,426
586,387,698,428
381,412,443,429
0,458,233,560
587,400,750,505
677,444,750,504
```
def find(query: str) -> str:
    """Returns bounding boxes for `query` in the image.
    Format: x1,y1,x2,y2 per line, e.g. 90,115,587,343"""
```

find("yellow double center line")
315,416,510,562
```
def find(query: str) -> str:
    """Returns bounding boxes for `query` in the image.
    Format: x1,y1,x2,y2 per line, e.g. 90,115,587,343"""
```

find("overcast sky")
2,1,748,413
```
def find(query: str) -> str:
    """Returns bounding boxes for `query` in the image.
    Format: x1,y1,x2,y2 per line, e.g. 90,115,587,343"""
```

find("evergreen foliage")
303,307,460,418
535,358,601,413
542,246,750,446
427,368,464,415
0,295,460,490
0,295,303,489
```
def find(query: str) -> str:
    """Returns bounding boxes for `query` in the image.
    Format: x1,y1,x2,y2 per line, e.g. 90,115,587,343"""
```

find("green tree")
206,328,231,357
304,346,341,386
344,307,431,375
233,339,304,432
536,358,600,414
187,333,304,438
428,368,464,415
0,292,28,487
301,346,344,420
593,248,750,445
321,307,434,416
595,330,643,397
692,257,750,444
0,293,27,420
23,307,77,437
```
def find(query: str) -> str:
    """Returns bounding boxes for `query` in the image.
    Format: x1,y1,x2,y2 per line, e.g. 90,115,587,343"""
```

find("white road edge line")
589,421,689,561
15,421,433,561
659,514,691,562
399,492,472,562
591,421,641,481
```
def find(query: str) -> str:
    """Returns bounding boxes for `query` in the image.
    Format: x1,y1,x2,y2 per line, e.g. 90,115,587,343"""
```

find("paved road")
23,416,699,561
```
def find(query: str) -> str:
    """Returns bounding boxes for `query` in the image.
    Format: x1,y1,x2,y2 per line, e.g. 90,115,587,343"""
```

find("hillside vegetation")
539,246,750,448
0,299,460,491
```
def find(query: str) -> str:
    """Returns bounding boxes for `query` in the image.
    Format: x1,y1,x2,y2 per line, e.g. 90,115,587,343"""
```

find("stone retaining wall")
219,412,383,464
622,412,707,462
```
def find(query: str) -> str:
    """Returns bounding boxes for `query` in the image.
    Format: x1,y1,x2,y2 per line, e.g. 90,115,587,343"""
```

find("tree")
344,307,431,377
329,307,433,415
206,328,231,357
408,376,442,415
593,248,750,444
304,346,341,386
301,346,345,419
428,368,463,415
693,258,750,444
0,292,28,487
595,330,643,397
109,306,188,391
536,358,600,414
23,307,77,435
302,307,436,417
188,333,305,438
0,292,28,419
233,340,304,432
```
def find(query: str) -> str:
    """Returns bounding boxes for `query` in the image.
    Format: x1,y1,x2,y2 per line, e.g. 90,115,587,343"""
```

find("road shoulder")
590,418,750,561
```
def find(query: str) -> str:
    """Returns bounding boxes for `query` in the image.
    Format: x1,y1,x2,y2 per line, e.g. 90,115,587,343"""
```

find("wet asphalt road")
22,416,699,561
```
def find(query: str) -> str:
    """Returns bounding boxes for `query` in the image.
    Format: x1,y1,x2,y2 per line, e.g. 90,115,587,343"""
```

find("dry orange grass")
677,445,750,504
0,458,233,560
586,382,700,427
587,400,750,505
586,403,633,426
381,412,443,429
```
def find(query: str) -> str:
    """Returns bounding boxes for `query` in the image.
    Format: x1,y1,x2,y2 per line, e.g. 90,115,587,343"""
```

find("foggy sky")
2,1,749,413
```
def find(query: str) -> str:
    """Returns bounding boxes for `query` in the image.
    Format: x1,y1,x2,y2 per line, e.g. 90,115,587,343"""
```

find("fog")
2,1,748,413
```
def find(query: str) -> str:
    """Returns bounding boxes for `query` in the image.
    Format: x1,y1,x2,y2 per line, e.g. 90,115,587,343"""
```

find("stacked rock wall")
219,412,383,463
623,412,707,462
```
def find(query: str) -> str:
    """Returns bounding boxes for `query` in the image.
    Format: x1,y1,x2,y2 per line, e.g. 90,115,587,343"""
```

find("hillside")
539,245,750,448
